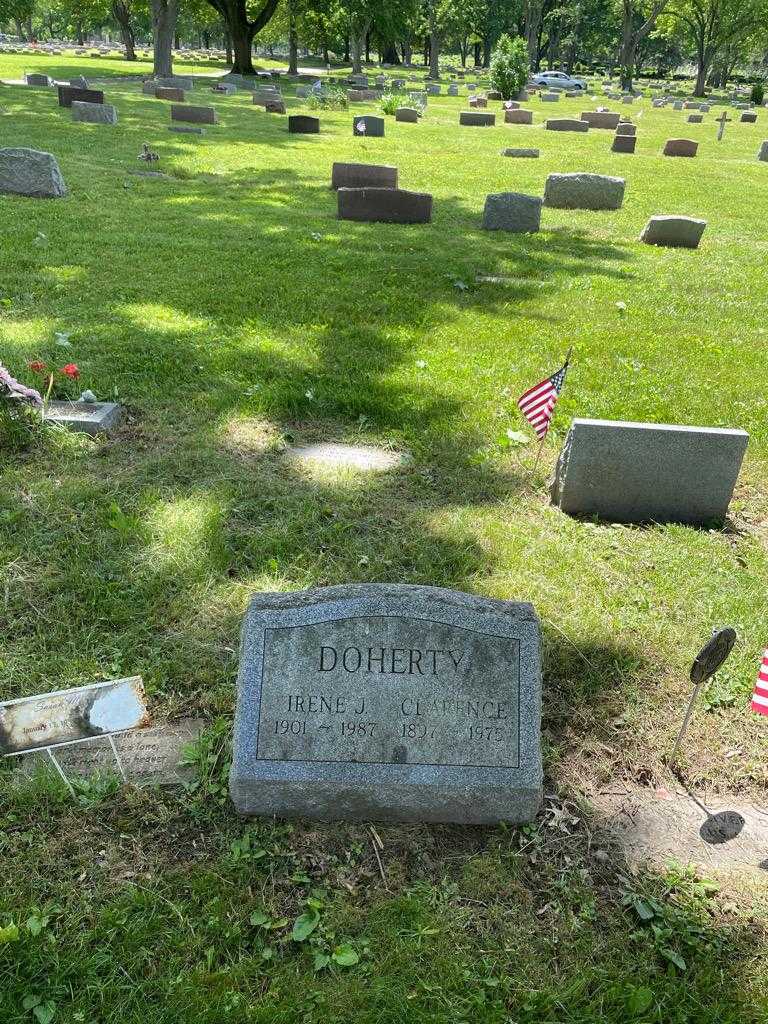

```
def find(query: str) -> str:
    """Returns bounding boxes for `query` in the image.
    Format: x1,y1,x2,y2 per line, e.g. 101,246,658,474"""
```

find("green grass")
1,55,768,1022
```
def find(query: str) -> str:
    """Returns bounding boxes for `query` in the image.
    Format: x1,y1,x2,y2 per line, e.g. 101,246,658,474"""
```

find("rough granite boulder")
0,147,67,198
71,100,117,124
544,172,625,210
639,215,707,248
482,192,542,233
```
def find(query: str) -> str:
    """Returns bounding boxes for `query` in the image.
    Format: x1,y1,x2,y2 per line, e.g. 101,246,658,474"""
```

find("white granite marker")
230,584,542,824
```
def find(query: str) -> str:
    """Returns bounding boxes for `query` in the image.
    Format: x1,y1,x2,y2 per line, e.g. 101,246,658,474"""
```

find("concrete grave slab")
544,172,625,210
287,443,407,472
551,418,748,525
501,148,540,157
44,400,123,435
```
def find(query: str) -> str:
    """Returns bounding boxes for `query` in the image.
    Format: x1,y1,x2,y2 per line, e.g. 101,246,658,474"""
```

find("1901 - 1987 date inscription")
256,617,519,768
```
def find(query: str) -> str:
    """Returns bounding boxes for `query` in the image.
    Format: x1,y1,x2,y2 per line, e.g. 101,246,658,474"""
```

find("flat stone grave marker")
57,85,104,107
501,147,539,158
551,418,748,525
288,115,319,134
353,116,385,137
44,400,123,435
171,104,216,125
337,186,432,224
612,134,636,153
460,111,495,126
156,86,185,101
482,192,542,233
331,162,397,190
663,138,698,157
545,118,588,132
169,125,205,135
230,584,543,823
505,109,533,124
287,442,407,471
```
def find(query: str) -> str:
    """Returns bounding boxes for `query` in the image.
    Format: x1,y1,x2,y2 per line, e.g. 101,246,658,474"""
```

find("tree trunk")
203,29,210,47
344,36,350,62
151,0,178,78
473,41,481,66
224,26,232,65
288,0,298,74
402,40,411,65
231,22,257,74
381,42,399,64
459,38,467,66
365,30,370,62
619,10,635,90
428,8,439,78
350,30,365,74
112,0,137,60
75,20,85,44
207,0,280,76
525,0,543,67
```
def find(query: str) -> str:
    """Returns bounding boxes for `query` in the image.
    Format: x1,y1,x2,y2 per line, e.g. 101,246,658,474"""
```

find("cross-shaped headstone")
716,110,732,141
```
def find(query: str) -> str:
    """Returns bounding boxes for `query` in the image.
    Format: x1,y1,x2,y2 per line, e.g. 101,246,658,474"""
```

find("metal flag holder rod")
668,627,737,769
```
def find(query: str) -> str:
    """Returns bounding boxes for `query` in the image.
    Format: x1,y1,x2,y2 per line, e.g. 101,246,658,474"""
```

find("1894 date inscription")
256,616,519,768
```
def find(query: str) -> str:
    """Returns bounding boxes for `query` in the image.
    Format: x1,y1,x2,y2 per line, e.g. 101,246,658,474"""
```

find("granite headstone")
230,584,542,823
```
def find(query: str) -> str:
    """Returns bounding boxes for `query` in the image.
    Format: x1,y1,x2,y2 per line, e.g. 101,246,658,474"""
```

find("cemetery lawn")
2,55,768,1022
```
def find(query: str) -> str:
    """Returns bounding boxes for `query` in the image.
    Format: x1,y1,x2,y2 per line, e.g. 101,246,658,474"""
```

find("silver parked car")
531,71,586,91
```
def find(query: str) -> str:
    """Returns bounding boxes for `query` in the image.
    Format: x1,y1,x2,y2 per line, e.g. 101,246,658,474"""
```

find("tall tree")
112,0,137,58
617,0,669,90
204,0,280,74
151,0,179,75
664,0,768,95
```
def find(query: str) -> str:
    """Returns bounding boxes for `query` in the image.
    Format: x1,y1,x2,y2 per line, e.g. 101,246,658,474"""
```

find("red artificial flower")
28,360,47,373
61,363,80,379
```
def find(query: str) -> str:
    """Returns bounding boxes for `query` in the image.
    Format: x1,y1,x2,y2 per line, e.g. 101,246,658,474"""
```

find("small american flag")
517,350,572,440
751,649,768,716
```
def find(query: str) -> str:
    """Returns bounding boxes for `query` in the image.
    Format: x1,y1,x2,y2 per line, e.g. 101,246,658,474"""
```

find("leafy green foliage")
489,34,529,100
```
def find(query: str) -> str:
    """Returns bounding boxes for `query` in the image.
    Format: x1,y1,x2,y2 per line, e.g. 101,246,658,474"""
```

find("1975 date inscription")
256,616,520,769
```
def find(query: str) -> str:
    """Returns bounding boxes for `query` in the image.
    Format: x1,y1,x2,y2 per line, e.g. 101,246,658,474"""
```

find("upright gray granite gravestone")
551,419,748,525
230,584,542,823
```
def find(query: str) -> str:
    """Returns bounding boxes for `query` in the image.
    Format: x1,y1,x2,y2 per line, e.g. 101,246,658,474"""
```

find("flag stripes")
751,649,768,716
517,358,570,440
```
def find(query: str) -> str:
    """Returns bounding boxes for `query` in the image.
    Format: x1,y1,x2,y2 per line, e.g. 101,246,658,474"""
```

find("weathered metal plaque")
690,628,737,685
0,677,148,755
